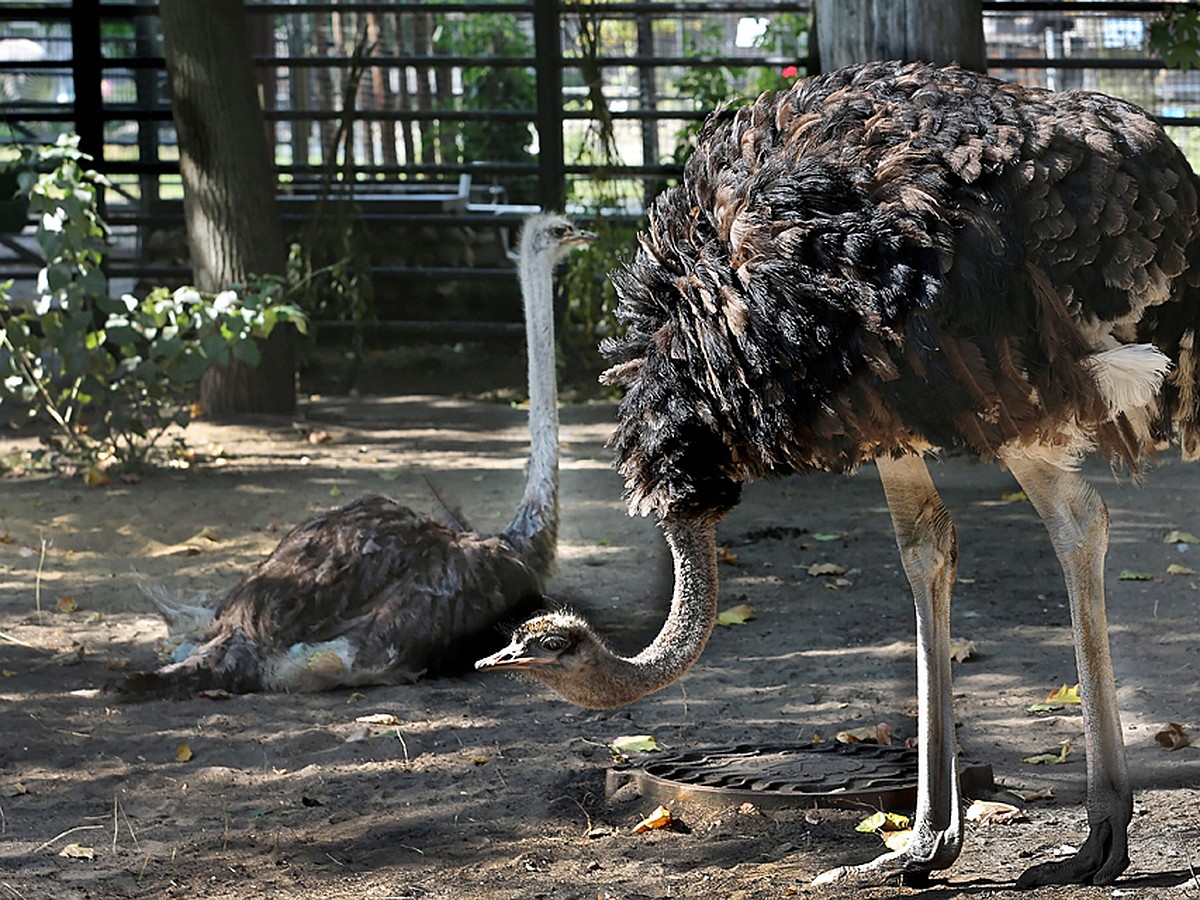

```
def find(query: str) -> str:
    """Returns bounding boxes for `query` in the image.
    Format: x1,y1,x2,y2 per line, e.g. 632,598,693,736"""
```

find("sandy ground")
1,356,1198,900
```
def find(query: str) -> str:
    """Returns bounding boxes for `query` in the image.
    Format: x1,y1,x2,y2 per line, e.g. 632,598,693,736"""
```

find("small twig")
0,631,41,650
111,794,118,853
32,823,104,854
324,851,347,868
1,880,27,900
34,532,50,624
392,728,410,765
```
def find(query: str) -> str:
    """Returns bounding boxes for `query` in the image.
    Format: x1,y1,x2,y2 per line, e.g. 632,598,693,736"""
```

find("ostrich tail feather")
136,578,218,639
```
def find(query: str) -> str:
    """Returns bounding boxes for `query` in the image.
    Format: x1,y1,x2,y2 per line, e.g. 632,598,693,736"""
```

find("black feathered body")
604,61,1200,518
123,496,546,696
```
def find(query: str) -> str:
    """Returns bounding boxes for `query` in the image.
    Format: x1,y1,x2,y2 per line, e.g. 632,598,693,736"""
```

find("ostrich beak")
566,227,598,246
474,641,554,671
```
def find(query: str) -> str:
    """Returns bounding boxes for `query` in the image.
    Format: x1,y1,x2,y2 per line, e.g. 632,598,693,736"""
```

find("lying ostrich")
477,62,1200,887
122,213,595,696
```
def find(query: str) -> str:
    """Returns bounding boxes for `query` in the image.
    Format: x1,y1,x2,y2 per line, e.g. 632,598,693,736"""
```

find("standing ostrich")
122,213,595,697
477,62,1200,887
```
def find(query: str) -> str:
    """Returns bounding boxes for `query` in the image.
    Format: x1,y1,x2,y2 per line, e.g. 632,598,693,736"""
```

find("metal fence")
3,1,1200,333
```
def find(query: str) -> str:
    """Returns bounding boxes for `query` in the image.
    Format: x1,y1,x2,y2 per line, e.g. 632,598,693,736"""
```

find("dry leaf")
1166,563,1195,576
0,532,13,544
1154,722,1190,751
1022,739,1071,765
194,526,220,542
632,805,675,833
836,722,892,746
84,466,111,487
1008,786,1054,803
1118,569,1154,581
949,638,977,663
344,726,371,743
0,783,28,798
855,810,910,834
1045,683,1082,705
355,713,400,726
807,562,846,577
965,799,1025,826
881,829,912,851
307,429,333,445
56,595,78,613
175,742,194,763
1163,530,1200,544
716,603,755,626
59,843,95,859
611,735,660,755
716,545,740,566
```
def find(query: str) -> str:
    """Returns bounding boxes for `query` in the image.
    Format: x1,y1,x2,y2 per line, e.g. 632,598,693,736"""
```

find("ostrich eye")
550,225,568,239
540,634,568,653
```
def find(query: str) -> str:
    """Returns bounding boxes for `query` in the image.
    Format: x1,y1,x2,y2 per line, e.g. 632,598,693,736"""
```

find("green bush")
0,136,307,473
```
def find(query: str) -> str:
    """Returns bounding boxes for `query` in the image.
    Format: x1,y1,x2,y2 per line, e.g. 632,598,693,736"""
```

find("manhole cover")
606,742,994,812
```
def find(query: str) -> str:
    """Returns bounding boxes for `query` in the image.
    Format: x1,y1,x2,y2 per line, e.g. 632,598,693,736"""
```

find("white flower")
212,290,238,314
173,286,202,306
41,209,64,233
120,293,138,313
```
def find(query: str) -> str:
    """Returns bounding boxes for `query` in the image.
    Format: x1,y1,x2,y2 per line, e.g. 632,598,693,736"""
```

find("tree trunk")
159,0,296,416
815,0,986,73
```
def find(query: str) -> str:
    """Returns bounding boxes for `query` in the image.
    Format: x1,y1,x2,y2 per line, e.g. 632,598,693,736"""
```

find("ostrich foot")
1016,817,1129,888
811,828,960,887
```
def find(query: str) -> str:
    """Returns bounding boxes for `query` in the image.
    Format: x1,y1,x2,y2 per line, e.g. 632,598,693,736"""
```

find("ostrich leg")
1001,453,1132,887
814,453,963,885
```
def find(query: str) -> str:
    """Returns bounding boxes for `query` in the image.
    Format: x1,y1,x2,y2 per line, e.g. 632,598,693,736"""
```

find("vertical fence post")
70,0,105,166
533,0,565,212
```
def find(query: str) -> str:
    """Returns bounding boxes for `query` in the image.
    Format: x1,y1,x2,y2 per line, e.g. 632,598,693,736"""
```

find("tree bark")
160,0,296,416
815,0,986,73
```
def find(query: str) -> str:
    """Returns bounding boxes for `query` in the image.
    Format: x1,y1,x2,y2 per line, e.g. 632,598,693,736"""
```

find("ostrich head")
475,611,620,708
519,213,597,267
477,517,722,709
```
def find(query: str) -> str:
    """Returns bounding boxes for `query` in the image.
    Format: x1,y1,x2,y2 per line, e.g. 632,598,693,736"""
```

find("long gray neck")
502,244,560,581
568,516,719,708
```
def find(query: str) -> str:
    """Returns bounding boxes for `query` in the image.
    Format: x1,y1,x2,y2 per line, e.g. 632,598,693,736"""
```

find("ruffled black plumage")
603,61,1200,517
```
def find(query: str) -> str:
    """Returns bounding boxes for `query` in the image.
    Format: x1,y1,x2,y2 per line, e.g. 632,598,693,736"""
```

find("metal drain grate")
606,742,994,812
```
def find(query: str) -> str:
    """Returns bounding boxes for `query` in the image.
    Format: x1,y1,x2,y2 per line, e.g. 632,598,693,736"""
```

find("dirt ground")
1,346,1198,900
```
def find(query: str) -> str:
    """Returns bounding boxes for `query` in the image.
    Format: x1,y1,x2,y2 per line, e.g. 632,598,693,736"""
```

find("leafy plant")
0,135,307,473
1151,7,1200,71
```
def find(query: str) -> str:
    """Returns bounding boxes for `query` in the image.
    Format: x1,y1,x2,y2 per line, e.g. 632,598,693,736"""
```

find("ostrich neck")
502,248,560,578
573,517,719,708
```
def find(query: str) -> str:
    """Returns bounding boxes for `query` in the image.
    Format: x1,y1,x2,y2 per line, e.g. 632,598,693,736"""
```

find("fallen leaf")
344,726,371,743
965,799,1025,826
836,722,892,746
807,562,846,577
175,742,194,763
1118,569,1154,581
1044,683,1082,705
611,735,660,755
1166,563,1195,576
1,669,15,677
307,429,333,444
716,603,755,626
0,532,12,544
716,545,740,566
58,843,95,859
949,638,977,663
632,805,675,833
84,466,111,487
329,485,343,498
1008,786,1054,803
812,532,841,542
1022,739,1071,765
882,829,912,851
1154,722,1190,751
355,713,400,726
56,595,77,613
0,783,28,797
1001,490,1027,502
1163,530,1200,544
378,471,401,482
855,810,910,834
